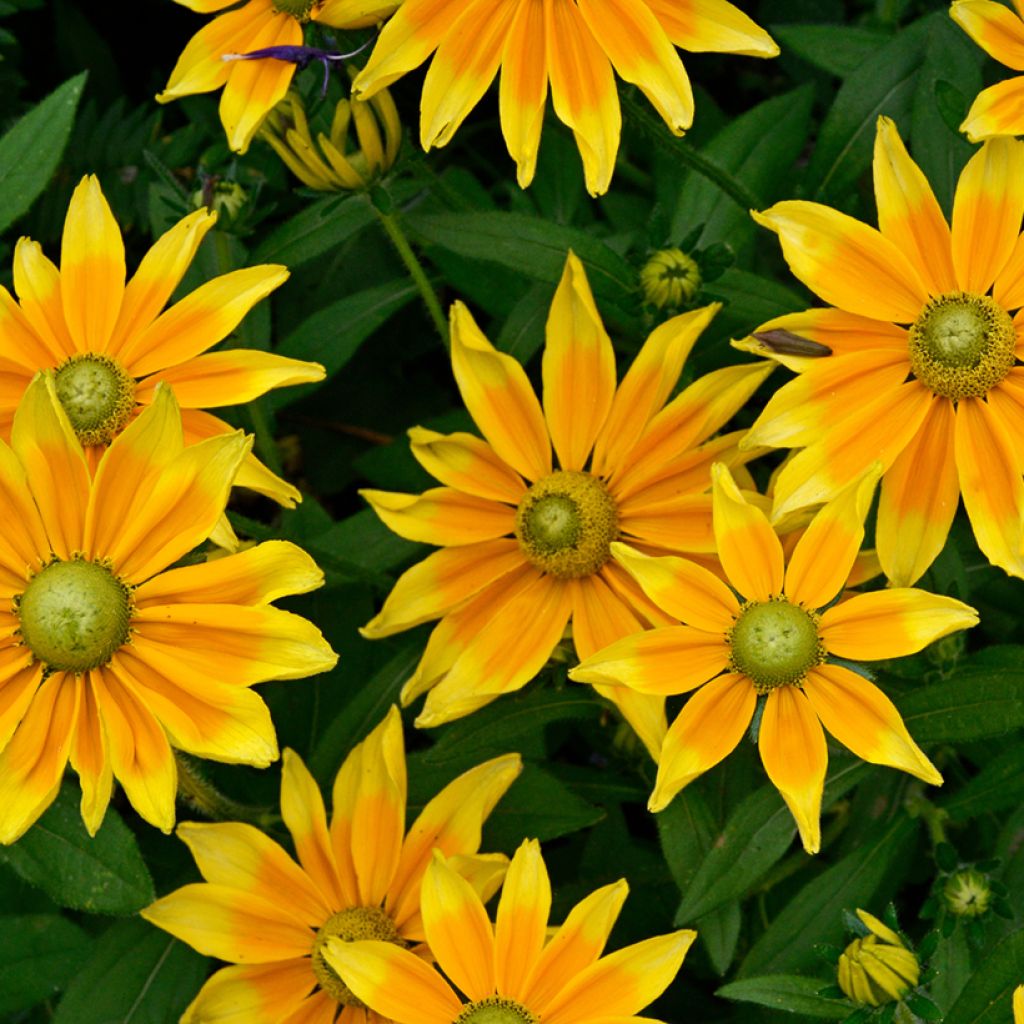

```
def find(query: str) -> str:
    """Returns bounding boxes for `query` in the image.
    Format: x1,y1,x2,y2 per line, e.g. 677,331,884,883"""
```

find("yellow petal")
12,239,76,361
876,398,959,586
361,539,523,638
0,283,66,369
610,541,738,632
109,208,217,353
177,961,316,1024
499,0,549,189
712,463,784,601
408,427,526,503
618,492,716,555
649,673,755,812
60,176,125,354
0,431,52,585
1013,984,1023,1024
495,839,551,1000
546,0,620,196
951,136,1024,294
361,487,516,546
316,0,399,27
819,589,979,659
959,75,1024,143
873,116,956,294
951,0,1024,70
783,465,881,610
450,302,551,480
758,685,827,855
644,0,778,57
68,675,111,836
542,252,616,472
752,201,929,323
803,665,941,785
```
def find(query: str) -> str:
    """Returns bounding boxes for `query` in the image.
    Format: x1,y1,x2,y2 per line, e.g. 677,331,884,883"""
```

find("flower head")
159,0,395,152
351,0,777,195
261,87,401,190
951,0,1024,141
837,910,919,1007
327,838,695,1024
570,463,978,853
640,248,702,309
361,251,773,757
143,707,521,1024
0,376,337,842
742,117,1024,584
943,867,993,918
5,175,322,507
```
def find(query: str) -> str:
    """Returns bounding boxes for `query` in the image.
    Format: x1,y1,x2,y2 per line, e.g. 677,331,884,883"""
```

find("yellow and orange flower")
160,0,395,153
143,706,521,1024
328,837,695,1024
741,117,1024,584
351,0,777,196
3,175,322,508
570,464,977,854
361,251,773,757
952,0,1024,141
0,376,337,843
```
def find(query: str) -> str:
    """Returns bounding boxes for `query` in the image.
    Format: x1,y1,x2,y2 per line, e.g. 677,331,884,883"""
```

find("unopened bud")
837,910,919,1007
640,248,701,309
943,868,991,918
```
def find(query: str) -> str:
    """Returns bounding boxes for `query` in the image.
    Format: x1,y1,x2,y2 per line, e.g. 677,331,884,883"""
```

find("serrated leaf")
0,72,86,233
52,919,207,1024
0,914,89,1014
0,789,154,915
717,975,851,1019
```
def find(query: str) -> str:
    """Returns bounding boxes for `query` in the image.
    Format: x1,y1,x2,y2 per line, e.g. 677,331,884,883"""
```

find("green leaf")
0,72,86,233
773,24,891,78
717,975,851,1019
251,192,375,266
674,761,870,923
52,919,207,1024
805,17,930,200
898,667,1024,743
0,788,155,915
739,815,917,976
941,743,1024,821
700,900,743,977
945,926,1024,1024
672,87,814,250
0,914,89,1014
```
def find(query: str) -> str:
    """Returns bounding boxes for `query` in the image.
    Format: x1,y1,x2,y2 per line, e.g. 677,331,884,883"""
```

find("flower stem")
621,91,762,212
176,753,279,829
372,204,449,346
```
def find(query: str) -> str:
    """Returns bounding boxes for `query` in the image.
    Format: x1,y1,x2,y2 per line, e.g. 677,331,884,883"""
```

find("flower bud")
190,180,249,223
943,868,992,918
837,910,919,1007
639,248,701,309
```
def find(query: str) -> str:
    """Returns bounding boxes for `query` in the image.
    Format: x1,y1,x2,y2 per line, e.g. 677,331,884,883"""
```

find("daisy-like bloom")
837,910,919,1008
143,706,521,1024
360,251,773,756
570,464,978,853
327,838,695,1024
0,376,338,843
5,175,322,508
952,1,1024,141
160,0,396,153
351,0,777,196
741,117,1024,585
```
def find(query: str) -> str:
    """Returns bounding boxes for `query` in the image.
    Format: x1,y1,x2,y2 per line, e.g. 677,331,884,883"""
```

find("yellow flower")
742,117,1024,585
261,88,402,191
571,464,978,854
837,910,919,1007
327,838,695,1024
351,0,777,196
159,0,395,153
4,175,322,508
951,1,1024,141
0,376,337,843
361,251,773,757
142,707,521,1024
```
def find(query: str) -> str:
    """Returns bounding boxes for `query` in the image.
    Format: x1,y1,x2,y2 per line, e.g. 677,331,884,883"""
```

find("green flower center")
53,354,136,447
453,997,539,1024
907,291,1016,400
728,598,824,693
17,558,132,673
272,0,317,18
514,470,618,579
312,906,403,1007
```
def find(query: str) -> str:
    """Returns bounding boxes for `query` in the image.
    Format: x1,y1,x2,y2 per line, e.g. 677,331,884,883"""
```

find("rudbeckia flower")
143,707,521,1024
742,117,1024,584
361,251,773,757
4,175,322,507
952,0,1024,141
160,0,394,153
351,0,778,196
0,376,337,843
837,910,920,1008
571,464,977,854
327,838,695,1024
